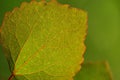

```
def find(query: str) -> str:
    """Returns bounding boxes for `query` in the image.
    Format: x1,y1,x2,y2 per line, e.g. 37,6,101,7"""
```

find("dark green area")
0,0,120,80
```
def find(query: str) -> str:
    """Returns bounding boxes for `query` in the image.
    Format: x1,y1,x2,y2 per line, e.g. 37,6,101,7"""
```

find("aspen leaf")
0,0,87,80
74,62,113,80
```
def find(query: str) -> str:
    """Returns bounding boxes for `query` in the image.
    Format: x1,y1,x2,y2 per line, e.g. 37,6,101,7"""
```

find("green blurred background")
0,0,120,80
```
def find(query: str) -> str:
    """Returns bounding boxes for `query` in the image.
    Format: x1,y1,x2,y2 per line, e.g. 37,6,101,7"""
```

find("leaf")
74,62,113,80
0,0,87,80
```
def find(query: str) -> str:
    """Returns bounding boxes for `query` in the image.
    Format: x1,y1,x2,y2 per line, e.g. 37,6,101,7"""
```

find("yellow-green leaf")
0,0,87,80
74,62,113,80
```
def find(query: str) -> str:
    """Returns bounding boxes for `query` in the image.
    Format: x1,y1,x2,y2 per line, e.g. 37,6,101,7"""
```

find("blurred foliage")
74,62,113,80
0,0,120,80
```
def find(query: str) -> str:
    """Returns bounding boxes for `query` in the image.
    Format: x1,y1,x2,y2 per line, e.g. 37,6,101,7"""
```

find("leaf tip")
104,61,114,80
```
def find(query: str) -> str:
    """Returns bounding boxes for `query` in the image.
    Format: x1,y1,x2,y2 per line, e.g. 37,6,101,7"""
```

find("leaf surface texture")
0,1,87,80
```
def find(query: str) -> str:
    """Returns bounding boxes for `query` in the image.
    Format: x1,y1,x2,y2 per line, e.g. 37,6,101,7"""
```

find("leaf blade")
1,1,87,80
